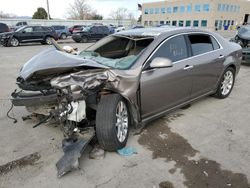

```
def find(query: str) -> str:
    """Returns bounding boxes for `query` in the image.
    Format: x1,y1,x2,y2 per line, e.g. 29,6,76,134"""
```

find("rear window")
188,34,214,56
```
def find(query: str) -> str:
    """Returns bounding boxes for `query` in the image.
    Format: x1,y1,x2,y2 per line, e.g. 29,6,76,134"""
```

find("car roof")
114,27,207,38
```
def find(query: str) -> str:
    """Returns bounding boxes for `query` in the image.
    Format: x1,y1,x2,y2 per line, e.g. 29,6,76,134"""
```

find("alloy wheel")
221,70,234,96
115,101,128,143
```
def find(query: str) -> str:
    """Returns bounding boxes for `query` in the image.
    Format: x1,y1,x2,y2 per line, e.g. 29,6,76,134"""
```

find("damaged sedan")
11,27,242,176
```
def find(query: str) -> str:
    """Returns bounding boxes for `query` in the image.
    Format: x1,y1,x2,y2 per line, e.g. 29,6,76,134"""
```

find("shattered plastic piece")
56,128,95,178
117,147,137,156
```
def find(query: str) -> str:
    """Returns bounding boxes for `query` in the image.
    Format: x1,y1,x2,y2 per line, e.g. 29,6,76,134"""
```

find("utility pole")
46,0,50,20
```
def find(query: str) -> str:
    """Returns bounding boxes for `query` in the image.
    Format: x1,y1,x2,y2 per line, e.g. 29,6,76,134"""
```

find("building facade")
142,0,250,31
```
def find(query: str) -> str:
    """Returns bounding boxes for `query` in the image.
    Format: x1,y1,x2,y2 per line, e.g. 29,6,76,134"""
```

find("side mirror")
150,57,173,69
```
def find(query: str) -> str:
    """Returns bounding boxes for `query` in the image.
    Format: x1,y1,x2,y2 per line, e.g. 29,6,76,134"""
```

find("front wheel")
10,37,19,47
45,36,53,45
214,67,235,99
60,33,67,40
96,94,130,151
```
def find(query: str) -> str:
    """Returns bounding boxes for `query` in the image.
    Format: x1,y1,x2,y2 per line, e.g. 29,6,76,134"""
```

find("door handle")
183,65,194,70
218,55,225,59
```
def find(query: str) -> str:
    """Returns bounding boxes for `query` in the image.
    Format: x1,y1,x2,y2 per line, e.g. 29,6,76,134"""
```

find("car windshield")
16,26,26,32
78,35,154,69
82,26,90,32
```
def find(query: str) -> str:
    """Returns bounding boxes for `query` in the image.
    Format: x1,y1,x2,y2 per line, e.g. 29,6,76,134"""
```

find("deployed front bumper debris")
56,127,95,177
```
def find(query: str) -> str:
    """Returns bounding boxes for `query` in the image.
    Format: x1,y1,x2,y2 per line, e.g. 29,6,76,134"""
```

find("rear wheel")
81,36,88,43
10,37,19,47
60,33,67,40
96,94,130,151
214,67,235,99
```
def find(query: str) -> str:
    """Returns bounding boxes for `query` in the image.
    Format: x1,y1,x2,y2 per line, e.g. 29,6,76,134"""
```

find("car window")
23,27,33,32
90,26,97,33
151,35,188,62
33,26,43,32
210,36,220,50
188,34,214,56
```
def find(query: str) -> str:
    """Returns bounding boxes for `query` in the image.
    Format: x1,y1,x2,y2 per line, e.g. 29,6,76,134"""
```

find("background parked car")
0,23,10,33
235,25,250,48
51,25,70,39
0,25,58,47
131,25,144,29
72,25,109,43
115,25,125,32
69,25,84,34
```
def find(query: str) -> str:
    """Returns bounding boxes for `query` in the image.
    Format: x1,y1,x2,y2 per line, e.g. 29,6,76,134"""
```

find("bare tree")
0,11,16,18
109,8,128,21
67,0,92,20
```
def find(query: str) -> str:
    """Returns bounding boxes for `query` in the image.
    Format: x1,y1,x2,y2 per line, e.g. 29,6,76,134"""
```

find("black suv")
72,25,109,43
0,23,10,33
0,25,58,47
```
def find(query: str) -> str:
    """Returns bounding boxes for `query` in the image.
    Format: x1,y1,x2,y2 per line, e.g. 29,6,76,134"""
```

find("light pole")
46,0,50,20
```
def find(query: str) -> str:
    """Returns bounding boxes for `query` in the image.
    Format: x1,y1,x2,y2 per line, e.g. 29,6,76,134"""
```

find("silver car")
12,27,242,152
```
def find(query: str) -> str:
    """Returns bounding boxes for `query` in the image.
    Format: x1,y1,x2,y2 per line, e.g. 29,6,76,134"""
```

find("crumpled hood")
20,47,108,80
0,31,14,37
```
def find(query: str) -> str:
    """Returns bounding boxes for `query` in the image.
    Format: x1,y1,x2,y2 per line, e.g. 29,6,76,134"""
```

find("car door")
32,26,44,41
185,34,225,98
140,35,193,119
89,26,97,40
17,26,34,42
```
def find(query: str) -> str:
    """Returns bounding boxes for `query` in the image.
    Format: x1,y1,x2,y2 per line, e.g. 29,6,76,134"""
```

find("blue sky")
0,0,162,19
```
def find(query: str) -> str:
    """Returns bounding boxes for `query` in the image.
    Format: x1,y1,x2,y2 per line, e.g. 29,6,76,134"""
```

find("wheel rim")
46,37,52,44
221,70,234,96
115,101,128,143
11,38,18,46
61,34,66,39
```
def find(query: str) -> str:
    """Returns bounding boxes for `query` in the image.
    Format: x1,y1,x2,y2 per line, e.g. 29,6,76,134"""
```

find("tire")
96,94,130,151
214,67,235,99
60,33,67,40
45,36,53,45
10,37,19,47
81,36,88,43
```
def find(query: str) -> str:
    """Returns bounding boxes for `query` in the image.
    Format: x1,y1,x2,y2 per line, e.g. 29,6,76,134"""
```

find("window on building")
218,20,223,30
144,21,148,26
149,21,153,26
217,4,221,11
188,34,214,56
161,7,166,14
186,20,191,27
180,6,185,13
172,20,177,26
145,8,149,14
227,20,231,25
226,4,229,12
237,6,240,12
166,21,171,25
223,20,227,26
167,7,172,13
151,35,188,62
195,4,201,12
230,5,234,12
187,4,192,12
234,5,237,12
160,21,165,25
231,20,234,25
201,20,207,27
193,20,199,27
155,8,160,14
149,8,154,14
173,6,178,13
222,4,225,11
203,4,209,12
179,20,184,26
215,20,219,28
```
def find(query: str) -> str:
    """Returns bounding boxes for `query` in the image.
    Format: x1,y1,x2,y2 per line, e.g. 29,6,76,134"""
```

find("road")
0,40,249,188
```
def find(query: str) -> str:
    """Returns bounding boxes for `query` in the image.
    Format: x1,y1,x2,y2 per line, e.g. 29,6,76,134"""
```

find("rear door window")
151,35,188,62
187,34,214,56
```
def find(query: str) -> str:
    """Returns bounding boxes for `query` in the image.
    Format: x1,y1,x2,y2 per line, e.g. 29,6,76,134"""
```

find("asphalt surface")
0,38,250,188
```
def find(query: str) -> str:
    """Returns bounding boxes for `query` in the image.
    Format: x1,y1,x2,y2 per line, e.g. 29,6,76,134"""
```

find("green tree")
32,7,48,19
